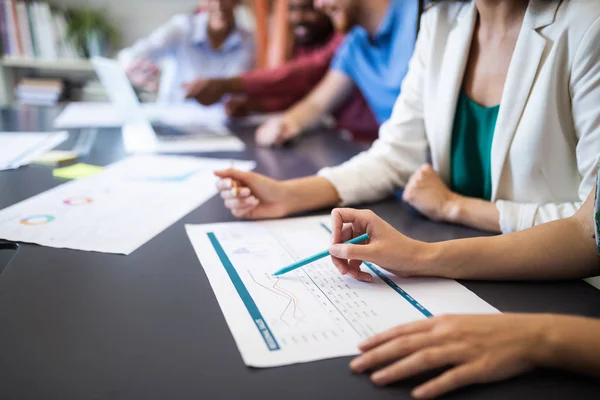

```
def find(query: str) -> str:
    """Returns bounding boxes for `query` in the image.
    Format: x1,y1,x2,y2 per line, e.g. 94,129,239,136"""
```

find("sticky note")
53,163,104,180
32,150,79,166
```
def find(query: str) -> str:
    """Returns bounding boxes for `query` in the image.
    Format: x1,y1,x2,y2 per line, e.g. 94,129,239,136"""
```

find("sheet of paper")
53,102,227,128
53,163,104,180
185,216,500,368
0,131,68,170
0,155,255,255
122,122,245,154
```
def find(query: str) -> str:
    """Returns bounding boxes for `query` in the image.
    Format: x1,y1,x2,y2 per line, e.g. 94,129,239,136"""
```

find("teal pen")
273,233,370,277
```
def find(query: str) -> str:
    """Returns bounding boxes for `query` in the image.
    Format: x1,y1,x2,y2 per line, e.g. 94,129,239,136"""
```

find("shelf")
0,57,94,72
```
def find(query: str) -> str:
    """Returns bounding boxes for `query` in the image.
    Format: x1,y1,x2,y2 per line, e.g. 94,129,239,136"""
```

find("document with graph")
0,155,255,254
185,216,499,368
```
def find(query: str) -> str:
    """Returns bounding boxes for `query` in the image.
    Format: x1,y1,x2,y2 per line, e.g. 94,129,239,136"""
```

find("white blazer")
319,0,600,233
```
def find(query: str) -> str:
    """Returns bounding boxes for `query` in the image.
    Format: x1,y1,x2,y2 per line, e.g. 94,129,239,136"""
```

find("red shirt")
241,33,379,142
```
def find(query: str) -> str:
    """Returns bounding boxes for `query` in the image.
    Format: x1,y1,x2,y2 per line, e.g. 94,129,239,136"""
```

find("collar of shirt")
190,12,245,51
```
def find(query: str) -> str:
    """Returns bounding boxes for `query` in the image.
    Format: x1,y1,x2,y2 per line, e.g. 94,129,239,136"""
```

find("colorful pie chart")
63,196,94,206
20,215,56,226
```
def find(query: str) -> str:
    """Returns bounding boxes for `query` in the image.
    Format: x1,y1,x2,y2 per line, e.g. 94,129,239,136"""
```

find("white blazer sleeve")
317,13,431,205
117,15,189,68
496,17,600,233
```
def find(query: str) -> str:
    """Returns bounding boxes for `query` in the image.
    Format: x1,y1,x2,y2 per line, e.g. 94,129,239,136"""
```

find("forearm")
418,215,599,280
538,315,600,377
219,77,245,94
285,99,328,132
282,176,341,215
448,195,501,233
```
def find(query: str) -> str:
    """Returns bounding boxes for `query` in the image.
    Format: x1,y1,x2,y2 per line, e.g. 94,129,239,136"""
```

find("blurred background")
0,0,291,105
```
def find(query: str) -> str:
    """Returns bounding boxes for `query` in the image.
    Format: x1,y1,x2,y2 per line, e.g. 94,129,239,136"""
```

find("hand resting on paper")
351,313,567,399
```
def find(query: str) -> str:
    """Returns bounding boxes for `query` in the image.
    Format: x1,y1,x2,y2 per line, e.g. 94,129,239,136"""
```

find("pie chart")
20,215,56,226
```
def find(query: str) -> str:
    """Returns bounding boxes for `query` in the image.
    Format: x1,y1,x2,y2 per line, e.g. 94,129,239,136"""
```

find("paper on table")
0,155,256,255
185,216,500,368
0,131,68,171
53,102,227,128
122,122,245,154
53,163,104,180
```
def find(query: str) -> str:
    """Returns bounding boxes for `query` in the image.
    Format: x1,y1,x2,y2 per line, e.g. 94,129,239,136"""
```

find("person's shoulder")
422,1,469,22
420,1,470,31
552,0,600,34
169,13,194,29
536,0,600,57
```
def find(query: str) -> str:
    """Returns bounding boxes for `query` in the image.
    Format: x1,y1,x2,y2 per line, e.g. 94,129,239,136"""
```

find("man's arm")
241,33,344,99
281,69,355,133
186,34,344,107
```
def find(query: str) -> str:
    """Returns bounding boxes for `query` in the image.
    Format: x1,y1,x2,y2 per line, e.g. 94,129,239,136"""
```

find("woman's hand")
214,169,291,219
255,116,302,147
351,314,552,399
328,208,428,280
403,164,462,223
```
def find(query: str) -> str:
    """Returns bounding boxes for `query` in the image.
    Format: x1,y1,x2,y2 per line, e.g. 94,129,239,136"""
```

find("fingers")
358,319,435,352
369,344,467,387
330,254,349,276
412,362,486,399
214,168,252,185
330,256,372,282
331,208,376,243
224,197,259,210
220,186,251,200
351,332,442,374
329,243,372,262
256,118,285,147
347,259,372,282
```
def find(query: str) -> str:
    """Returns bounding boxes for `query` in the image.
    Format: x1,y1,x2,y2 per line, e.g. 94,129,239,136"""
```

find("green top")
450,91,500,201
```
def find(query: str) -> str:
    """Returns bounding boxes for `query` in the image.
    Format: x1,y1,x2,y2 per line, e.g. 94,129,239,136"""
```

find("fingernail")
350,357,364,372
226,179,233,189
249,197,259,205
240,188,251,196
371,370,388,386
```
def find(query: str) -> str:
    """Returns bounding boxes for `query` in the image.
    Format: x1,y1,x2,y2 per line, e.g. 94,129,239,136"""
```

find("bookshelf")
0,57,95,105
1,57,93,71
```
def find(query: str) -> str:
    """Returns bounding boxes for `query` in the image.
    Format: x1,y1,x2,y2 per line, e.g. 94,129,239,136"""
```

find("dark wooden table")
1,106,599,399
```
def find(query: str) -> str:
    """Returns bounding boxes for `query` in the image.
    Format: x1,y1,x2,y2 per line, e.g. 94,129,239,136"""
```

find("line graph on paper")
211,223,419,349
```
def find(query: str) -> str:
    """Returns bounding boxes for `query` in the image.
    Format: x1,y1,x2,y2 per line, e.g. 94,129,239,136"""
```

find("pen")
273,233,370,277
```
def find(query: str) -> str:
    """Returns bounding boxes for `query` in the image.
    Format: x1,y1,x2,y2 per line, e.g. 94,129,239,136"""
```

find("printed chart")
186,216,499,367
0,155,255,254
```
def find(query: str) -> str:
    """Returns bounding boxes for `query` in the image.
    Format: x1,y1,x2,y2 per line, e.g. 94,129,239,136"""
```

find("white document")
0,155,255,254
53,102,227,128
122,121,245,154
185,216,500,368
0,131,68,170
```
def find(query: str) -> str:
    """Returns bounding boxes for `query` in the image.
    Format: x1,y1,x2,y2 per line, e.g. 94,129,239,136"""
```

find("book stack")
15,77,64,105
0,0,83,60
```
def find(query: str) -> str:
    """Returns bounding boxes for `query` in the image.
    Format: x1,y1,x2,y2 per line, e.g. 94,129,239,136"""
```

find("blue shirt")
331,0,419,124
119,12,254,103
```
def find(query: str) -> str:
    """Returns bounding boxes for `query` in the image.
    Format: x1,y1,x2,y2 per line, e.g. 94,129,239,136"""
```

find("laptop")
90,57,230,138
